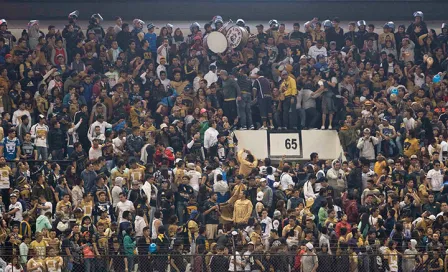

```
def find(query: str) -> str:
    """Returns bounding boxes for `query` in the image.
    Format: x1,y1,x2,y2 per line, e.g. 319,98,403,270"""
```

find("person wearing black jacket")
126,126,144,159
347,159,362,198
210,245,229,272
168,124,184,153
325,18,344,50
154,226,170,272
73,105,89,151
233,65,253,130
136,227,152,272
116,24,132,52
48,121,66,160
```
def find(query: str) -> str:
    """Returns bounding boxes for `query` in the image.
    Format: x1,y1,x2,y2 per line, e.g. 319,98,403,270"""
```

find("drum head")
206,32,228,53
226,26,247,49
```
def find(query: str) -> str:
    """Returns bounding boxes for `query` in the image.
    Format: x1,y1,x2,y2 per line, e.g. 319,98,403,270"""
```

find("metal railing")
0,252,435,272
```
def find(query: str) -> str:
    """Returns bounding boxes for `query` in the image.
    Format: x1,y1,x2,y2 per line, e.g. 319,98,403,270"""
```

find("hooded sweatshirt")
36,215,52,232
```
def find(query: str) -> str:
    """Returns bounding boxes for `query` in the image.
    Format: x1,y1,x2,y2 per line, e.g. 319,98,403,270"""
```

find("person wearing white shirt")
248,62,260,82
112,131,127,156
186,163,201,192
280,167,294,191
38,195,53,216
113,17,123,34
30,115,49,160
159,71,171,90
204,65,218,87
7,194,23,223
308,40,328,60
204,121,219,157
304,175,318,200
134,209,147,237
111,177,124,208
228,251,244,272
88,116,112,139
12,104,32,128
116,192,135,223
427,160,444,193
157,40,169,64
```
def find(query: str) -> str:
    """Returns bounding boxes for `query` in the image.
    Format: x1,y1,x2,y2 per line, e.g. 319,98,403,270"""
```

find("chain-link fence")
1,251,438,272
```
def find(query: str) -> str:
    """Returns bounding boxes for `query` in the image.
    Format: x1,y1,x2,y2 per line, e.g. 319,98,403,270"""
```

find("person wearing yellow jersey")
282,215,302,247
27,250,45,272
128,159,146,183
45,246,63,272
374,153,387,177
384,240,399,272
29,232,48,259
403,130,419,158
279,71,298,129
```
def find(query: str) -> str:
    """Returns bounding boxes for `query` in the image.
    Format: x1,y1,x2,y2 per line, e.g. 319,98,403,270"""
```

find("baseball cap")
330,41,336,46
410,155,418,159
160,123,168,129
306,242,314,250
363,128,371,133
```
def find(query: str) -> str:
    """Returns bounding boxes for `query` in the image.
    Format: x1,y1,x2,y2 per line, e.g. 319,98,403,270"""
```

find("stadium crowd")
0,9,447,272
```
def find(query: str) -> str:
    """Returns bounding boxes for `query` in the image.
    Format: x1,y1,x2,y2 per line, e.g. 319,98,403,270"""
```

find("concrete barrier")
234,130,344,161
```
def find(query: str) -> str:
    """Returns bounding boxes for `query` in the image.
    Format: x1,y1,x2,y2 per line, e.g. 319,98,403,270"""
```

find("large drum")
226,26,249,49
203,31,228,53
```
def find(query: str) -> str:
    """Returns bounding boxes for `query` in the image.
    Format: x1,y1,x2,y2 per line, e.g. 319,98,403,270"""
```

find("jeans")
177,202,187,224
67,146,74,157
299,107,319,129
127,255,135,272
282,96,297,129
345,142,358,161
223,100,238,125
396,135,403,155
37,146,48,160
84,258,94,272
51,148,64,160
237,93,253,128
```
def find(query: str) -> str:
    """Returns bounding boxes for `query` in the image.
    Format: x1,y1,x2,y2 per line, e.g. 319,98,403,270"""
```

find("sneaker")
292,127,298,130
321,126,325,130
282,127,288,130
259,126,267,130
240,127,247,130
328,125,333,130
269,125,275,130
249,125,255,130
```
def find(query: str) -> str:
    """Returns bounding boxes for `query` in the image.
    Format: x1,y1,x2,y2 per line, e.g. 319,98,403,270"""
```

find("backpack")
274,189,287,203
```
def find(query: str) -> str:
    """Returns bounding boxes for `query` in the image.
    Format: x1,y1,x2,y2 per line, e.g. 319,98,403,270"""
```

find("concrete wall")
234,130,344,161
1,1,447,21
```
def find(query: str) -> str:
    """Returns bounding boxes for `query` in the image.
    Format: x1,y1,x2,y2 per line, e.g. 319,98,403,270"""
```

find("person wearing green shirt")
123,227,136,272
318,200,329,228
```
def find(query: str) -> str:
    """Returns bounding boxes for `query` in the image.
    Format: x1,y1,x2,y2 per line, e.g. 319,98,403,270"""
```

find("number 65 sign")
267,131,303,160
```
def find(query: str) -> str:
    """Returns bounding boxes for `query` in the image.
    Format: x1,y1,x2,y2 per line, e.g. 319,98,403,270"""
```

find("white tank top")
151,218,163,239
